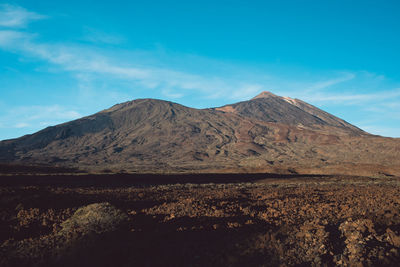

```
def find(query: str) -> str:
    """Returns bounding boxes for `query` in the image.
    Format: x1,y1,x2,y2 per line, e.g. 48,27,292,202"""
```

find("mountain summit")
1,93,399,176
251,91,278,99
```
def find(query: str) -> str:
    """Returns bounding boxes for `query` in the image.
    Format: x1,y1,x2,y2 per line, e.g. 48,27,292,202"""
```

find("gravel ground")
1,175,400,266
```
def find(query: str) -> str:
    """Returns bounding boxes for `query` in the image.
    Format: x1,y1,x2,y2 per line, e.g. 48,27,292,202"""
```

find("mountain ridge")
1,92,399,176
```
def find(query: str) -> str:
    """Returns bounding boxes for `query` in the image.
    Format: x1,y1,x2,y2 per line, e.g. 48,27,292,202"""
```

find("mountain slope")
1,93,399,176
215,91,365,135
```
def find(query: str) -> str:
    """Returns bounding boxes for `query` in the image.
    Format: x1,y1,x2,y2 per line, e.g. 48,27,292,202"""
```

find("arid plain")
1,172,400,266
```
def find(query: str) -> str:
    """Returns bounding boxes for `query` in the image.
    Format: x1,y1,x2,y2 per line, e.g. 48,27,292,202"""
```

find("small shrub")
59,202,128,236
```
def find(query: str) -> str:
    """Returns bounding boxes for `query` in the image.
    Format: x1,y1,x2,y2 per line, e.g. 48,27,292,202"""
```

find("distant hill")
1,91,399,176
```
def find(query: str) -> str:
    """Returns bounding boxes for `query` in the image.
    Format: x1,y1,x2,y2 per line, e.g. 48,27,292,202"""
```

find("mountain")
215,91,364,135
1,91,400,176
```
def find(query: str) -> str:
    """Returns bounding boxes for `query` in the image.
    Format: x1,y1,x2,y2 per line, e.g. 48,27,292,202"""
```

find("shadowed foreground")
1,174,400,266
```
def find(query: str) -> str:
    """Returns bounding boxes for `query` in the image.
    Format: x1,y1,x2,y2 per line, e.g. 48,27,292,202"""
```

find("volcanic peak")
251,91,277,99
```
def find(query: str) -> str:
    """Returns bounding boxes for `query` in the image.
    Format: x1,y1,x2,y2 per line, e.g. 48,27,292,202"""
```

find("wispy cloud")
305,72,355,91
161,89,184,99
0,105,82,129
0,104,83,140
14,122,30,128
301,88,400,105
230,84,264,100
0,4,46,28
82,27,124,45
0,30,29,46
0,7,366,108
0,28,269,103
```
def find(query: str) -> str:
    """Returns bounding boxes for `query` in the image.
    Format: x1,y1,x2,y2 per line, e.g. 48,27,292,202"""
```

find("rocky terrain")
1,92,400,266
1,91,400,176
1,174,400,266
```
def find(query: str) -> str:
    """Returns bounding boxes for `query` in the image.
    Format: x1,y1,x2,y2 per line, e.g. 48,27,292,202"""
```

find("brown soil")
1,174,400,266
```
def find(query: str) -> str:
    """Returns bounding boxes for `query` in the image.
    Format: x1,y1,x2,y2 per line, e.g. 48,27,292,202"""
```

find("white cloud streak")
305,72,355,91
0,30,29,46
0,11,384,109
0,105,82,129
301,89,400,105
82,27,124,44
0,28,269,102
14,122,30,128
0,4,46,28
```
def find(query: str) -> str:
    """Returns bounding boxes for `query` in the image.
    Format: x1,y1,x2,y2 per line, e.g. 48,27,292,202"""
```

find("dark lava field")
1,173,400,266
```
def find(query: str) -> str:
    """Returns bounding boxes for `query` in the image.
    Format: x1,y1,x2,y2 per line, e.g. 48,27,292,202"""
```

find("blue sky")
0,0,399,140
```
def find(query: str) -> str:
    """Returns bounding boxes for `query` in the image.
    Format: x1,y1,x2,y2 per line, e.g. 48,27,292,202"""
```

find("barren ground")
1,173,400,266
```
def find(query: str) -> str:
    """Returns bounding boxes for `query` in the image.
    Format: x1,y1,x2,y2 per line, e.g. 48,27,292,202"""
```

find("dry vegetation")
1,175,400,266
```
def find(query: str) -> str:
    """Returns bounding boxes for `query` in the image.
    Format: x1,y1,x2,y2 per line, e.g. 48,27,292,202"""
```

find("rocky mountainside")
215,91,364,135
1,92,399,176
